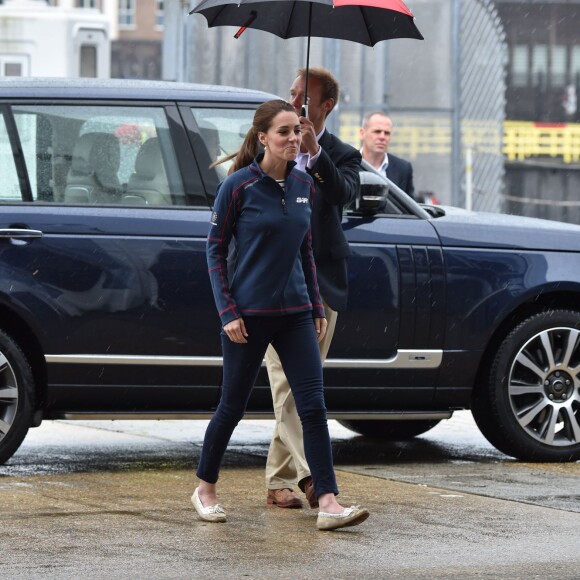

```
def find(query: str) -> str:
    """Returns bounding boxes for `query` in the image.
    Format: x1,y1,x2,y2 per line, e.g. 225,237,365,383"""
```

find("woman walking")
193,99,369,531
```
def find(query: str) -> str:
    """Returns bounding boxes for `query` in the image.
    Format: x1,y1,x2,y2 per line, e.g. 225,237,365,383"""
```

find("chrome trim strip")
324,350,442,369
45,349,442,369
45,354,224,366
0,228,43,239
58,411,453,421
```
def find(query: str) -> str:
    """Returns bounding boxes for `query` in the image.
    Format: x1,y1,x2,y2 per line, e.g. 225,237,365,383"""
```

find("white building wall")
0,0,111,78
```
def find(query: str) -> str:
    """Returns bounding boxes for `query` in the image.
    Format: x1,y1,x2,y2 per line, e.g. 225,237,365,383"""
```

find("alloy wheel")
508,327,580,447
0,351,18,443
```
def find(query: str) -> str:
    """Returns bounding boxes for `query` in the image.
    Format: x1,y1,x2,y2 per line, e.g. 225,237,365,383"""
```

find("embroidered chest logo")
296,197,309,204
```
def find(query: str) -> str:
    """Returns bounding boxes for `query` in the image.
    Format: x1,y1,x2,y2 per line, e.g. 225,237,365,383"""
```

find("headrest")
70,133,97,175
70,132,121,188
88,133,121,190
134,138,162,180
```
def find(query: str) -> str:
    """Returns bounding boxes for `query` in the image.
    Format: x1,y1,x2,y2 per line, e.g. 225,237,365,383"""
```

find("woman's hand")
314,317,327,343
224,318,248,343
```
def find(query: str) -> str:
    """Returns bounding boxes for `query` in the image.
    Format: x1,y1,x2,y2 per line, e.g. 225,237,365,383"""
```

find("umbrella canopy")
190,0,423,47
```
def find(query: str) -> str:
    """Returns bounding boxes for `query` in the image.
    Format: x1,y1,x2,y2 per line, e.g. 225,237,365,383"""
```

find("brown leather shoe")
302,477,319,509
266,488,303,508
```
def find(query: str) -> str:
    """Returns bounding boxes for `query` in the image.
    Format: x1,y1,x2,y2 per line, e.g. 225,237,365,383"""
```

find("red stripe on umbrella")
333,0,414,17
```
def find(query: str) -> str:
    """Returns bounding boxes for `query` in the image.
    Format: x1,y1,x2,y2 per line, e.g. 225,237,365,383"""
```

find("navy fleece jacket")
207,157,325,327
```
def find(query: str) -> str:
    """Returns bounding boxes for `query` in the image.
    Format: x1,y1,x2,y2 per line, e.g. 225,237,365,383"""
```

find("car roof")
0,77,279,103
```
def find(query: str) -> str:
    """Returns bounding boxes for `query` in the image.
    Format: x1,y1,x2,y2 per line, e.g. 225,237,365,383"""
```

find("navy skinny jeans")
196,312,338,499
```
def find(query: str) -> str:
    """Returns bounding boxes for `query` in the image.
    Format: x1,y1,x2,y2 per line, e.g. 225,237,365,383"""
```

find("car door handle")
0,228,43,240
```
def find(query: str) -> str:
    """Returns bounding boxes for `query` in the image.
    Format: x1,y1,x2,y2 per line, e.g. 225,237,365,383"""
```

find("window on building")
571,46,580,84
76,0,98,7
512,45,528,88
4,63,23,77
531,45,548,87
552,45,567,88
80,46,98,78
119,0,136,29
1,56,28,77
156,0,165,29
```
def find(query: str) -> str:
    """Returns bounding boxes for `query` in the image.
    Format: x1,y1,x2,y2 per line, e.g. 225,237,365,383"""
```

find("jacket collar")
250,153,297,178
318,129,332,149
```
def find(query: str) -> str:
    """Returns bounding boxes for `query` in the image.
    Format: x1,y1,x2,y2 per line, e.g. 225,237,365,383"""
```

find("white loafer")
316,506,369,531
191,487,227,523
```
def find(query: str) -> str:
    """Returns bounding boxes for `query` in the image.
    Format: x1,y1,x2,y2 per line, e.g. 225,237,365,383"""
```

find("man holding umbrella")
264,67,361,510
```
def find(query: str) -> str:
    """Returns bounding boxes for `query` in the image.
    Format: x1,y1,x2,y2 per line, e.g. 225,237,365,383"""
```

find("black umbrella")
190,0,423,105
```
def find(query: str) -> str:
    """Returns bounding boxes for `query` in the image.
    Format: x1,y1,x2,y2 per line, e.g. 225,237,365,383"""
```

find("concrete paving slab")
1,413,580,578
2,467,580,579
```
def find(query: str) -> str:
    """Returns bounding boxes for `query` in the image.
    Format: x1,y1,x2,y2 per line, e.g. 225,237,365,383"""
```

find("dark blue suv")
1,78,580,465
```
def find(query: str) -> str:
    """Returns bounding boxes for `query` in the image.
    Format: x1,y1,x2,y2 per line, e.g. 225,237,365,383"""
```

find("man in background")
360,111,415,199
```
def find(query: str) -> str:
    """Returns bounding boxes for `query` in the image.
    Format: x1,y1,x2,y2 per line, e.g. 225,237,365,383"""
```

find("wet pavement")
1,412,580,579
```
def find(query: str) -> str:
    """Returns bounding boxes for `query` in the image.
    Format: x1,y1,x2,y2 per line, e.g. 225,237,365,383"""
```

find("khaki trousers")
264,303,338,490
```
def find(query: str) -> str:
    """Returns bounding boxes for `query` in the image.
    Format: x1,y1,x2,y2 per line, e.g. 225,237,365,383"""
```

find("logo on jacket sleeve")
210,212,218,225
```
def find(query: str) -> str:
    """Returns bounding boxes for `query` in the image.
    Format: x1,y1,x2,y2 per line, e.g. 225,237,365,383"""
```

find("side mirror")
355,171,389,214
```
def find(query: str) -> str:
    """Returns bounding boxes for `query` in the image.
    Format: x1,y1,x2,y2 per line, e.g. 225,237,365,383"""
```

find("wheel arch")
0,304,47,410
472,290,580,401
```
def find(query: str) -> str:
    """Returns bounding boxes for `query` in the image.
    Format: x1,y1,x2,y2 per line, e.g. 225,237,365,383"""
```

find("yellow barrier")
503,121,580,164
339,114,580,164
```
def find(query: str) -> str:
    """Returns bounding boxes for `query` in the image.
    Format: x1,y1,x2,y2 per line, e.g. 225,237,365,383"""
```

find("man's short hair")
362,111,392,129
297,67,339,111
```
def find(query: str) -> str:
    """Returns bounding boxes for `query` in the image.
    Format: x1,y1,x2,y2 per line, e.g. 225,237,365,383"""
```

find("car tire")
0,329,35,465
337,419,441,440
472,309,580,462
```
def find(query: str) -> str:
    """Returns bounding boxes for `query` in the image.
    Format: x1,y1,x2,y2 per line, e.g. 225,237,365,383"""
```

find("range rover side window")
0,112,21,202
12,105,186,206
191,107,256,194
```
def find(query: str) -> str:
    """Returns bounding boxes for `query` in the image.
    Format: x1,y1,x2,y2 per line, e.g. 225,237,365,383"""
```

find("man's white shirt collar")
380,153,389,173
361,150,389,174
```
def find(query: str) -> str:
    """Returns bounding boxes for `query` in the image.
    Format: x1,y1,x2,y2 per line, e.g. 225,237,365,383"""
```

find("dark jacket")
307,130,361,312
386,153,415,199
207,157,325,327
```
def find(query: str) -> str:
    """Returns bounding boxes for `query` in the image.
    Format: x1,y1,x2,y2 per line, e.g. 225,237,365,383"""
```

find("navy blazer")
386,153,415,200
307,130,361,312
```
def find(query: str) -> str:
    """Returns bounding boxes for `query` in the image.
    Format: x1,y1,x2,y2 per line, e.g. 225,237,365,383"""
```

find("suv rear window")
12,104,185,206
